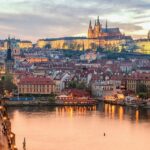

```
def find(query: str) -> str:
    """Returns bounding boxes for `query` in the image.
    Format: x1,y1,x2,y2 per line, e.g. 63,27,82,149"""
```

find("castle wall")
37,38,125,51
136,40,150,54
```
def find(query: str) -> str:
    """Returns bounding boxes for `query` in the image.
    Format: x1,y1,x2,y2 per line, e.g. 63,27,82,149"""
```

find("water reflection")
8,103,150,123
99,103,150,123
7,103,150,150
119,107,124,121
56,106,97,117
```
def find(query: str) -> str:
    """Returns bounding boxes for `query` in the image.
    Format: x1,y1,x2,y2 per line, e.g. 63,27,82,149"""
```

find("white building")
91,80,117,98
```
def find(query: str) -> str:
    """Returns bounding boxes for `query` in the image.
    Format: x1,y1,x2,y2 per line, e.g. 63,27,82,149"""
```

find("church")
5,37,14,73
88,16,123,39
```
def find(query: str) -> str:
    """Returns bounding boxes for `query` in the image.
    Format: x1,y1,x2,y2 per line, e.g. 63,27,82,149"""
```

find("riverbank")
100,99,149,109
0,106,17,150
3,100,98,107
3,98,150,109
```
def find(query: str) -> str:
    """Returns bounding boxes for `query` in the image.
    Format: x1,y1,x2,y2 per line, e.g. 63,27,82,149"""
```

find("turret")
5,36,14,73
88,20,94,38
94,16,102,38
105,20,108,32
6,36,13,60
89,20,92,28
97,16,100,26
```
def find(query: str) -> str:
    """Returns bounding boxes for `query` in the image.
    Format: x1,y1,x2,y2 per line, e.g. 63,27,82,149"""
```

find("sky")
0,0,150,42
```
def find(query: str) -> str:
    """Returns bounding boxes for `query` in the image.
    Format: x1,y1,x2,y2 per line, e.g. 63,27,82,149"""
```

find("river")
8,103,150,150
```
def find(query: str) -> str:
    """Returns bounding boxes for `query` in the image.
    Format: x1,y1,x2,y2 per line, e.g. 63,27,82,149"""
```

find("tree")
76,82,86,89
0,80,4,95
136,83,147,93
97,46,104,52
136,83,148,99
44,44,51,49
68,81,77,88
68,81,86,90
48,93,56,103
90,43,97,50
0,74,17,96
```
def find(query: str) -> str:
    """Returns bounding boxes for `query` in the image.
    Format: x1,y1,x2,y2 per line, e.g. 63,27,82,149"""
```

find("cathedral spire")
95,20,97,26
106,20,108,32
8,35,11,50
89,20,92,28
97,16,100,25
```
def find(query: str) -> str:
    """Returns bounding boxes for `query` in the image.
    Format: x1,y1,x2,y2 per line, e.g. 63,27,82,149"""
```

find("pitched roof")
19,76,55,85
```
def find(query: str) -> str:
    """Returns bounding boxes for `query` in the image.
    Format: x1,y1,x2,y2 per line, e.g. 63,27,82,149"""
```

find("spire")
97,16,100,25
8,35,11,49
95,20,97,26
6,35,13,60
89,20,92,28
106,20,108,32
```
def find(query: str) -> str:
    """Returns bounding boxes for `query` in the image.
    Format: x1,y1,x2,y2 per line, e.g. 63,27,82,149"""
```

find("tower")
5,37,14,73
94,16,101,38
105,20,108,32
88,20,94,38
97,16,100,26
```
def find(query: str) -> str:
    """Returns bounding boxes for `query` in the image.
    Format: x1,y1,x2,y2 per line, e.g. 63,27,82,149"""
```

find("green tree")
68,81,77,88
68,81,86,90
136,83,147,93
136,83,148,99
44,44,51,49
76,82,86,89
90,43,97,50
0,74,17,96
48,93,56,103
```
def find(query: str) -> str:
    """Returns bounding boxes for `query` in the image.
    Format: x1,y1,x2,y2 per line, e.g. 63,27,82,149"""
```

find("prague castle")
37,16,133,51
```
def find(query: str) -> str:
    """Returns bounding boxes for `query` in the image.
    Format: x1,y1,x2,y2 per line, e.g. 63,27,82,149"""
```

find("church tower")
88,20,93,38
5,37,14,73
105,20,108,33
94,16,102,38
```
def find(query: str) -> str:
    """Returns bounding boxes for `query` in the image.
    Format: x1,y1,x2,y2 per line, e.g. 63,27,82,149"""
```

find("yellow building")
26,57,49,63
37,38,126,51
136,40,150,54
18,41,33,49
37,39,49,48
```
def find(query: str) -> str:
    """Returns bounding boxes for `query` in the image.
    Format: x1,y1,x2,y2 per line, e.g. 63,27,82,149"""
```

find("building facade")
91,80,117,98
18,76,56,95
18,41,33,49
126,74,150,94
136,39,150,54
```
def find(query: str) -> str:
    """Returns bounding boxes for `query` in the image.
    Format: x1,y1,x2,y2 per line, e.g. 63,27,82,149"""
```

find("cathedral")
88,16,123,39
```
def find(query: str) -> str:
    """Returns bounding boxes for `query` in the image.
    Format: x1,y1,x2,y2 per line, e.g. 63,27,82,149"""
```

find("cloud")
0,0,149,41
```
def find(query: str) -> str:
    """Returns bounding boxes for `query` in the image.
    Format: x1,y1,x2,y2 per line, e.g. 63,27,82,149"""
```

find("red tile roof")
19,76,55,85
